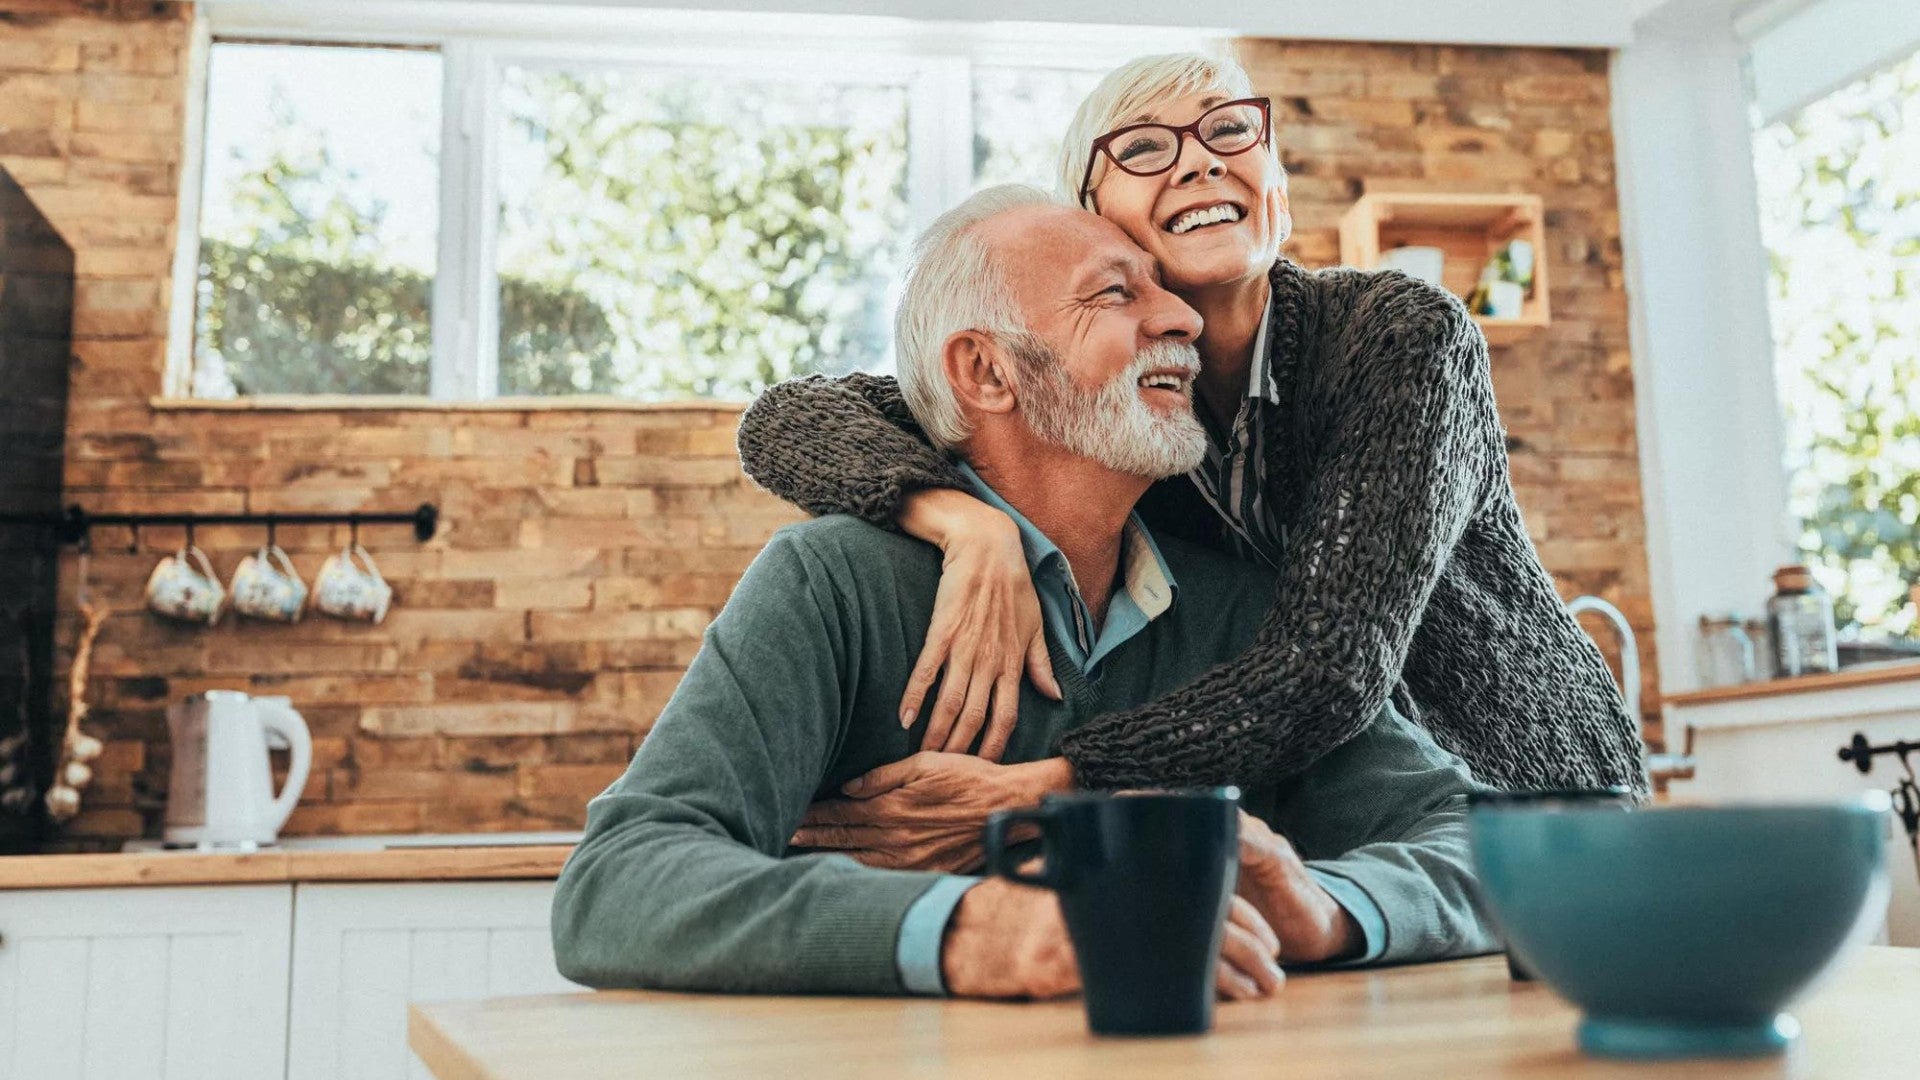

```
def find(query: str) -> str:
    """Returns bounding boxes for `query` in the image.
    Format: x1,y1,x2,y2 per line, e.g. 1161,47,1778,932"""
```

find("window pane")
1752,45,1920,639
971,66,1106,191
495,64,910,399
193,43,441,397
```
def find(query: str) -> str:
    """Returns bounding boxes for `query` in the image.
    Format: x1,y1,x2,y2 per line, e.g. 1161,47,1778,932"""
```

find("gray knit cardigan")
736,257,1649,797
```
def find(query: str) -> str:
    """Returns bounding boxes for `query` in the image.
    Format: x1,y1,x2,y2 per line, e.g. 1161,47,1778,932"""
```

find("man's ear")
942,331,1017,417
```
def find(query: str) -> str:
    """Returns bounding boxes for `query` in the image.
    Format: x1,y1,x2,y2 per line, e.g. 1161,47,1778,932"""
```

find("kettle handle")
255,699,312,837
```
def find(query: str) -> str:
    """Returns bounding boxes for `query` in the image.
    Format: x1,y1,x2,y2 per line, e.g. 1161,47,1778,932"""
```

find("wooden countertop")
1664,660,1920,708
0,844,573,890
411,947,1920,1080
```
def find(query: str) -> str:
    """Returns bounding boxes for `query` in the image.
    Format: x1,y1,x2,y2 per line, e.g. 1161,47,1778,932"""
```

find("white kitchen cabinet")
1666,673,1920,945
287,881,578,1080
0,885,293,1080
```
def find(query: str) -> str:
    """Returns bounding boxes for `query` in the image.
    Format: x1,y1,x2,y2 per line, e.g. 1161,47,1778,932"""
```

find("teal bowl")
1469,797,1890,1059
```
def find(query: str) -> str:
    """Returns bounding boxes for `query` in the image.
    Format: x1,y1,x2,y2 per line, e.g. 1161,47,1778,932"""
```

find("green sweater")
551,515,1498,994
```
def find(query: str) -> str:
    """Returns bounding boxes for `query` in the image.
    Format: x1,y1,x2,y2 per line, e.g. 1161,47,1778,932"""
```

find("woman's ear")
942,331,1018,417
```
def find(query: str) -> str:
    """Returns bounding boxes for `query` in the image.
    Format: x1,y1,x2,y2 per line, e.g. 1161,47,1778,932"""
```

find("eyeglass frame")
1077,96,1275,210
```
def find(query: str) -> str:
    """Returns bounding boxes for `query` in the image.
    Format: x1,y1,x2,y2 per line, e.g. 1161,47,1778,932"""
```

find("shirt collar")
1248,292,1281,404
956,462,1176,621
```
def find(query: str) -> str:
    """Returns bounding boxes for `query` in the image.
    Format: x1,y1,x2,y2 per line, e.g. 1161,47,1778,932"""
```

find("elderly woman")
740,52,1646,869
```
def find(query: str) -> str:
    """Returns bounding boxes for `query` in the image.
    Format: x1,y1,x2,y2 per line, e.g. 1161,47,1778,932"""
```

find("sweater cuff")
1303,859,1442,967
794,870,955,993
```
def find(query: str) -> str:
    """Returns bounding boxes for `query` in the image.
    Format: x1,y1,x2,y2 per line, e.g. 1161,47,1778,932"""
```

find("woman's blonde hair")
1056,51,1258,210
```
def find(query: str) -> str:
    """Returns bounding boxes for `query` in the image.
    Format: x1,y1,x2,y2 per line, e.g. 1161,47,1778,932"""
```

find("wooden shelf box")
1337,192,1550,346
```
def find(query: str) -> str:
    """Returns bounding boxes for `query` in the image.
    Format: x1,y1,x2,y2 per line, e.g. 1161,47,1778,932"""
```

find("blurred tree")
494,68,908,399
195,90,433,395
1754,47,1919,633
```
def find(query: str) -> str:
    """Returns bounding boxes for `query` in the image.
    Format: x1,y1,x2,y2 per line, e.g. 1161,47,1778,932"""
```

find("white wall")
1742,0,1920,123
1612,0,1795,698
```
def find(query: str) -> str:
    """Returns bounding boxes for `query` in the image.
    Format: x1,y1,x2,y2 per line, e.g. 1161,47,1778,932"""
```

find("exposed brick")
23,15,1656,844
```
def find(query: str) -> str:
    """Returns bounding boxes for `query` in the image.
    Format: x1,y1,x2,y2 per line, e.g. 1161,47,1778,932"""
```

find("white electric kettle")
165,689,312,849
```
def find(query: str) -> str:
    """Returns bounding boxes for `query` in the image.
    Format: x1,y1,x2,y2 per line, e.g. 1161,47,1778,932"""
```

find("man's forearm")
554,791,946,994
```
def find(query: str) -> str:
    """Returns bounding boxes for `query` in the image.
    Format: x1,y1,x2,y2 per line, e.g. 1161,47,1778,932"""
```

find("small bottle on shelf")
1765,565,1839,678
1695,614,1756,687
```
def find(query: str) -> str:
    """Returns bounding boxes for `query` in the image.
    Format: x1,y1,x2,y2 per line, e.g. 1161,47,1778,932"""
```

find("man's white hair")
1056,51,1257,209
894,183,1060,451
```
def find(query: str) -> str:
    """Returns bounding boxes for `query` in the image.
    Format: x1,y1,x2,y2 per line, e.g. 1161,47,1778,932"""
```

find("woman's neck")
1185,273,1272,422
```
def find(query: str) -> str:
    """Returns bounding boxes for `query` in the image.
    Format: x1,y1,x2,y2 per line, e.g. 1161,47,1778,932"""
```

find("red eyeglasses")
1078,97,1274,209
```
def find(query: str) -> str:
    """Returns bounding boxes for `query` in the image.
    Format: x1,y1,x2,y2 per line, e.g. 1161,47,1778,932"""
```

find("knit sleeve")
736,372,972,528
1058,285,1499,789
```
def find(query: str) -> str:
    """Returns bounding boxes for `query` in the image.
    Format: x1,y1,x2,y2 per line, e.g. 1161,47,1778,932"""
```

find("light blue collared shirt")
894,465,1385,992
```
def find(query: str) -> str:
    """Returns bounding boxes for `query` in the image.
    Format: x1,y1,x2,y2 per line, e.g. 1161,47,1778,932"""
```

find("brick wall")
2,3,1658,847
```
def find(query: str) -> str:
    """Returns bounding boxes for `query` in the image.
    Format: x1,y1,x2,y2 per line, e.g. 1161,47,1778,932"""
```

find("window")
192,43,442,397
180,12,1187,403
1752,44,1920,638
494,63,910,399
971,66,1107,189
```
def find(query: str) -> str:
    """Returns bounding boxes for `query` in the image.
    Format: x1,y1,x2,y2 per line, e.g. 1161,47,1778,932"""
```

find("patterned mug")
145,545,225,625
230,544,308,622
313,544,391,623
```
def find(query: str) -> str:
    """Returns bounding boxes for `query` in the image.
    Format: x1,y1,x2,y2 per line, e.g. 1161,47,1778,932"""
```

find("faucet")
1565,595,1694,785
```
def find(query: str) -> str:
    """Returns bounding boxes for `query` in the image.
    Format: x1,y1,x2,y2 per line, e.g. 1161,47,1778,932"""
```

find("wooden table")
410,947,1918,1079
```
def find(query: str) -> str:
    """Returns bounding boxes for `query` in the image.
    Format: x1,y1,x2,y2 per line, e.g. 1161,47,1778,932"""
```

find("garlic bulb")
68,732,104,763
63,761,93,788
44,784,81,821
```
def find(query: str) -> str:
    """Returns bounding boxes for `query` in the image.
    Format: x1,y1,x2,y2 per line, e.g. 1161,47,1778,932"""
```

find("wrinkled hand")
942,878,1284,1001
900,502,1063,760
1235,812,1361,964
791,753,1072,873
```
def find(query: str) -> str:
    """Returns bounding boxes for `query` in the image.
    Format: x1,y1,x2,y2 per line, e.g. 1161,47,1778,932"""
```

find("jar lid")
1773,565,1816,591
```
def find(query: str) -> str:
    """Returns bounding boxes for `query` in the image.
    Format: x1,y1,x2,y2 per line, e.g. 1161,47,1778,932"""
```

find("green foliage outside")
196,72,909,401
493,68,907,399
1753,47,1920,634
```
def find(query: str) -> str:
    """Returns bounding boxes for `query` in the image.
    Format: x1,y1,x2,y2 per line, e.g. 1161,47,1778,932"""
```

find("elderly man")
551,186,1496,999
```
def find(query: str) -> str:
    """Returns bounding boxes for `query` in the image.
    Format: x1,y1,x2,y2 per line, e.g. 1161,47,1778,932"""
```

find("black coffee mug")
982,788,1240,1036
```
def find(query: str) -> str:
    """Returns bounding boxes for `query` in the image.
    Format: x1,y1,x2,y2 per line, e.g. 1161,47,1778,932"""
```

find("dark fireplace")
0,166,74,853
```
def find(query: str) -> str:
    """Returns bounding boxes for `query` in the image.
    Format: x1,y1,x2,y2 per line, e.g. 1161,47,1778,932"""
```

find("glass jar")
1766,565,1839,678
1695,615,1756,687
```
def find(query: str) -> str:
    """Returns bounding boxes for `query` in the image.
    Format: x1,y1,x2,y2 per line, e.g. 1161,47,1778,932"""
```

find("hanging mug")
313,544,391,623
230,544,308,623
146,545,225,625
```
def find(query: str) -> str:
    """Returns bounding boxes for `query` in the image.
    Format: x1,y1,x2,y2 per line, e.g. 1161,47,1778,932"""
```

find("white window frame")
171,1,1215,402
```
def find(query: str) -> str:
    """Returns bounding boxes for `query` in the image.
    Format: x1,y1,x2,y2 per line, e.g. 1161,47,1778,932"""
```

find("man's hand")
940,878,1079,999
942,879,1286,1000
791,753,1074,873
1236,812,1362,964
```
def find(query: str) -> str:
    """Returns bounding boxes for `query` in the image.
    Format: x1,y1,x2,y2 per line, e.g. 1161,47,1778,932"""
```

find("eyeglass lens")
1109,101,1266,175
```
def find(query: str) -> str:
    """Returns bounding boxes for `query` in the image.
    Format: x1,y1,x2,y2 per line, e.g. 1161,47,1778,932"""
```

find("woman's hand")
896,489,1063,760
790,754,1074,873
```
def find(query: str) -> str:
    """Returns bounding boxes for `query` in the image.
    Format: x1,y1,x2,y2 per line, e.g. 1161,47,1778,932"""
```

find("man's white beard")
1012,336,1209,480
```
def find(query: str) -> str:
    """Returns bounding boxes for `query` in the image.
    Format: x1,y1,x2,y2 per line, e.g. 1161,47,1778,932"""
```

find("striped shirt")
1189,298,1287,568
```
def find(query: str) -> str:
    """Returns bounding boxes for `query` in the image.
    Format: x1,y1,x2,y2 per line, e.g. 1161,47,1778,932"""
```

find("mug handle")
185,544,218,582
983,807,1060,889
267,544,300,582
347,543,386,586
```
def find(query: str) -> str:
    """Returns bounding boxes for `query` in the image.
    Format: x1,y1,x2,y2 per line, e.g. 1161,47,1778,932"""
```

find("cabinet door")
0,885,293,1080
287,881,579,1080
